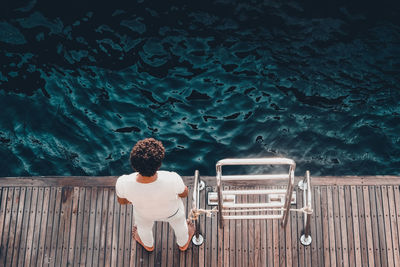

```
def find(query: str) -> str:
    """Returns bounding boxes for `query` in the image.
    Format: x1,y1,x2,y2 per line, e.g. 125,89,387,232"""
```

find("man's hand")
117,196,131,205
178,186,189,198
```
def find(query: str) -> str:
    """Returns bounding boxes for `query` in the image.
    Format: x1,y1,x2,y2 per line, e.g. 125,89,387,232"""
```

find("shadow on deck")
0,175,400,266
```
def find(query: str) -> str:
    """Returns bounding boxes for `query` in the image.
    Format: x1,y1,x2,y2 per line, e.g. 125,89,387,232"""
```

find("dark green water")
0,0,399,177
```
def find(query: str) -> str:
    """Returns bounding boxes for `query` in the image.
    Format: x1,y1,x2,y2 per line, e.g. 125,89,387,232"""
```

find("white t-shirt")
115,170,186,220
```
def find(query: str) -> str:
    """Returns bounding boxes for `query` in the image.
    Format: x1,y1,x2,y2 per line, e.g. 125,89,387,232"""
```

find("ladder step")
222,189,287,195
223,214,283,220
207,191,297,206
223,202,284,208
221,174,289,181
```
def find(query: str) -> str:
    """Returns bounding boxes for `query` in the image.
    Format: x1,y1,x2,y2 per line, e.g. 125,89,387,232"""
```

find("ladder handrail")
216,157,296,167
216,157,295,186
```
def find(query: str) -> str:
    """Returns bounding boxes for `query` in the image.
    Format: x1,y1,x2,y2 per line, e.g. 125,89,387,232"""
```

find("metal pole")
300,170,312,246
194,170,200,239
281,167,295,228
304,213,311,237
216,165,224,229
192,170,204,246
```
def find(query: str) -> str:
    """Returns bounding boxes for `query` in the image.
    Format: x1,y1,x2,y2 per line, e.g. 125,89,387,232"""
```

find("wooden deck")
0,175,400,266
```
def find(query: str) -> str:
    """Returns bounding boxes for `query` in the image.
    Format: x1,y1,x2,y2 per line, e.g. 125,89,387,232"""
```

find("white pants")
134,201,188,247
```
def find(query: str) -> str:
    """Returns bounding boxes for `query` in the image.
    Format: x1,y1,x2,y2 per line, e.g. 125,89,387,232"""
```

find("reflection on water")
0,0,399,176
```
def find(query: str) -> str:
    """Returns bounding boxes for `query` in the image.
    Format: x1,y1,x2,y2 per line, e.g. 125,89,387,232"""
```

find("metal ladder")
191,157,313,246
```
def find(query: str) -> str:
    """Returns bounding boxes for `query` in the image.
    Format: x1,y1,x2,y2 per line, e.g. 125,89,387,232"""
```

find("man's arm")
117,196,131,205
178,186,189,198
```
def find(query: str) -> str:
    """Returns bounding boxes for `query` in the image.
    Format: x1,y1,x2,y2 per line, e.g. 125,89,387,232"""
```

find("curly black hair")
129,138,165,176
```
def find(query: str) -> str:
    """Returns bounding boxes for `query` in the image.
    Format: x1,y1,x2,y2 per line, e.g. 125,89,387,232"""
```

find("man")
115,138,195,252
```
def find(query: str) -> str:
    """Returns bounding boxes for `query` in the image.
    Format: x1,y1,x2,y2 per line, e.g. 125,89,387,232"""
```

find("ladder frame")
216,157,296,228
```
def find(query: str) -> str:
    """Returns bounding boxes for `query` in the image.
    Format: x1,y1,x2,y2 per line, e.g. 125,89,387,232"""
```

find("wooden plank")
154,221,163,267
66,187,80,267
233,190,242,267
297,186,305,267
338,186,349,267
260,192,267,267
126,201,138,267
160,221,168,267
118,202,127,266
278,186,287,267
11,187,26,267
61,187,74,266
86,187,98,267
362,186,375,267
80,187,93,266
290,187,298,267
254,191,261,267
5,187,19,267
55,187,72,267
1,187,14,266
303,185,311,267
0,187,8,264
350,186,362,267
394,185,400,267
242,194,249,267
248,196,255,267
198,184,206,267
153,221,160,266
125,204,135,267
48,187,62,267
93,188,104,267
321,186,330,267
326,186,336,267
111,189,120,267
285,209,292,267
53,187,70,267
167,212,175,267
179,187,188,267
100,188,110,267
43,187,56,266
310,185,318,267
344,186,355,267
224,203,232,267
356,186,368,266
389,186,400,266
331,186,342,267
327,186,341,266
24,187,38,267
73,187,86,266
313,186,323,267
375,186,388,267
211,187,218,267
17,187,32,266
381,185,394,267
31,187,45,266
205,187,213,267
185,187,192,267
369,186,382,267
36,187,50,266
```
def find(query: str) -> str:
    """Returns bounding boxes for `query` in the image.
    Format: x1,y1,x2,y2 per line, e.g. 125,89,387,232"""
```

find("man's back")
116,170,186,220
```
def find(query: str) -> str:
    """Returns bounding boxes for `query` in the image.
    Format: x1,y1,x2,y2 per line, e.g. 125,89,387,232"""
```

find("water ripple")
0,0,399,176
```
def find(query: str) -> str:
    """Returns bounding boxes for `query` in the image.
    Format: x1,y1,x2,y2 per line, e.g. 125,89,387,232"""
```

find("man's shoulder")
116,173,137,184
158,170,181,178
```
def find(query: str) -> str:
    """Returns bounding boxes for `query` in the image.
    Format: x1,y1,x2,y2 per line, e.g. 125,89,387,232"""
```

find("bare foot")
132,226,154,252
179,220,196,251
